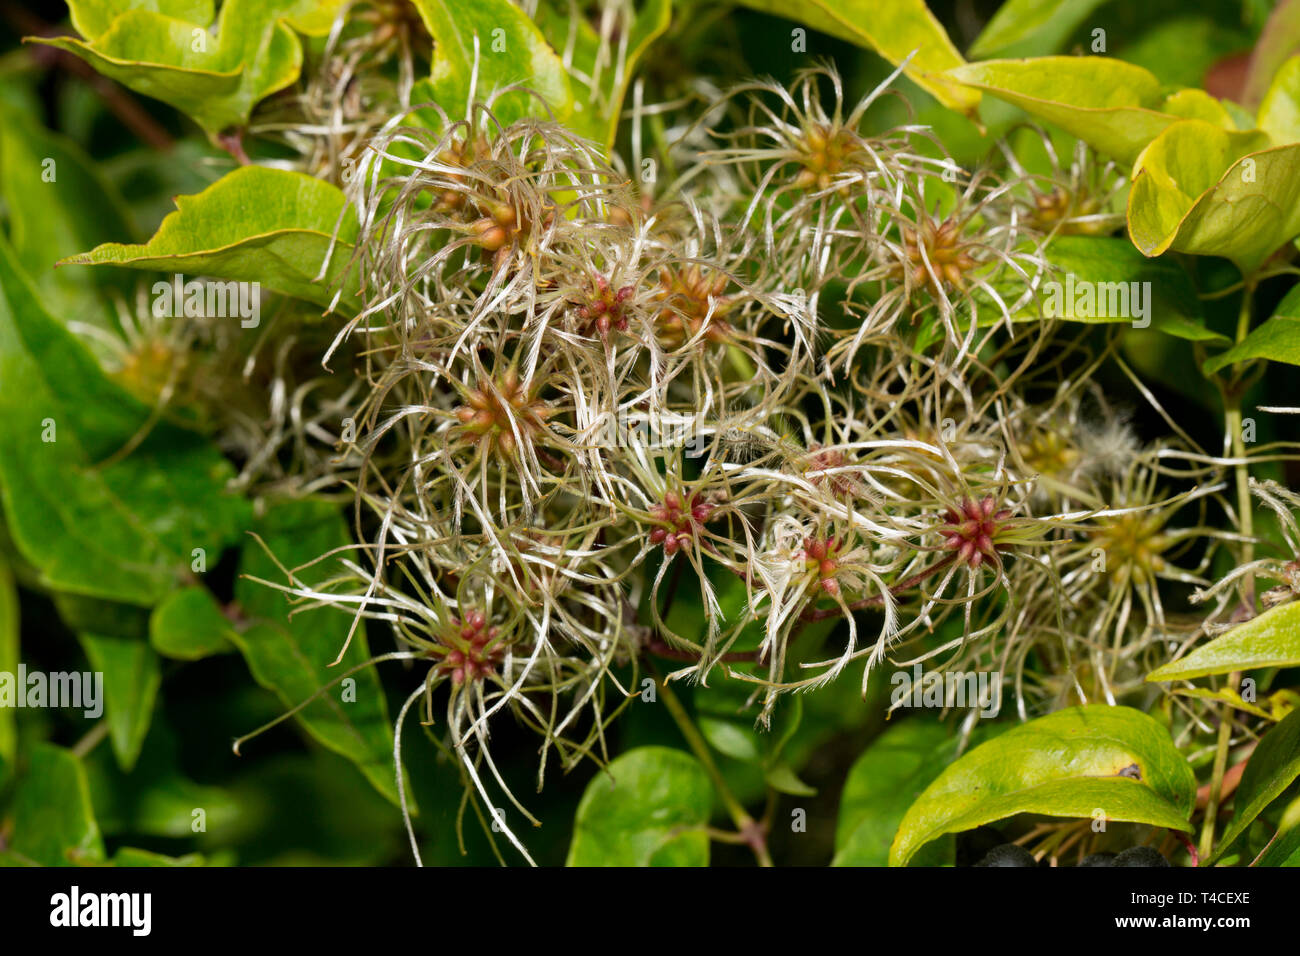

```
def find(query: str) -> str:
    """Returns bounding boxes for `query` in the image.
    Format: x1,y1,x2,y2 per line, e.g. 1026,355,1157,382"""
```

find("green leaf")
889,705,1196,866
29,0,305,138
532,0,671,149
1207,709,1300,865
232,499,403,808
765,760,817,797
1255,792,1300,867
969,0,1111,59
567,746,712,866
0,558,17,783
67,1,215,41
0,101,137,325
0,240,249,605
9,744,106,866
149,585,236,660
63,165,360,312
411,0,575,127
1146,601,1300,681
947,57,1196,164
1203,285,1300,374
835,719,963,866
1038,235,1226,342
77,633,161,772
1258,55,1300,145
277,0,350,37
1127,120,1300,274
733,0,978,114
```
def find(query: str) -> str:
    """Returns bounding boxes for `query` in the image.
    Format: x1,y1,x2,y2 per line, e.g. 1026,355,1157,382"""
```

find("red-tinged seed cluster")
649,491,716,556
574,275,636,336
940,496,1012,569
454,368,554,458
802,535,843,594
436,609,503,685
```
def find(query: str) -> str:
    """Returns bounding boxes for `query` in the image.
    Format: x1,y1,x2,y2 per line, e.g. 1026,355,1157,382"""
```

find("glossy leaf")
9,744,106,866
1038,235,1226,342
1206,709,1300,865
0,241,249,606
1203,285,1300,374
412,0,574,127
947,58,1203,164
835,719,964,866
734,0,977,114
1128,120,1300,274
78,632,162,772
889,705,1195,866
67,1,215,41
233,499,402,808
1258,55,1300,144
64,165,360,312
567,746,712,866
149,585,236,660
30,0,305,137
1146,601,1300,681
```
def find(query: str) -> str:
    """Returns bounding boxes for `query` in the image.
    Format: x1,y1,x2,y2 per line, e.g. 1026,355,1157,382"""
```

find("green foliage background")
0,0,1298,868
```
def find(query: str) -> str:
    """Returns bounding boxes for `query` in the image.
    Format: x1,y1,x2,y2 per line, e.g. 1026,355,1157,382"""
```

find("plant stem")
1199,681,1237,862
1200,281,1257,862
654,669,772,866
71,720,109,759
1226,281,1257,605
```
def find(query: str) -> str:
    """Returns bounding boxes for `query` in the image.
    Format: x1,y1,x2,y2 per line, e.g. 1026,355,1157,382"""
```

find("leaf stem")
653,667,772,866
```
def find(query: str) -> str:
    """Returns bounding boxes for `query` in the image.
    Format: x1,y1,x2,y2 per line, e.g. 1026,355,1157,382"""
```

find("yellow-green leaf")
889,705,1195,866
734,0,977,114
1147,601,1300,681
63,165,360,312
1203,285,1300,374
29,0,306,137
1258,55,1300,145
1128,120,1300,274
411,0,574,127
948,57,1201,164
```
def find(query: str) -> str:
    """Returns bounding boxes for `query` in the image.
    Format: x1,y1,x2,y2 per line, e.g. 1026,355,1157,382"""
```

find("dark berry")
1114,846,1170,867
974,843,1037,867
1078,852,1116,867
